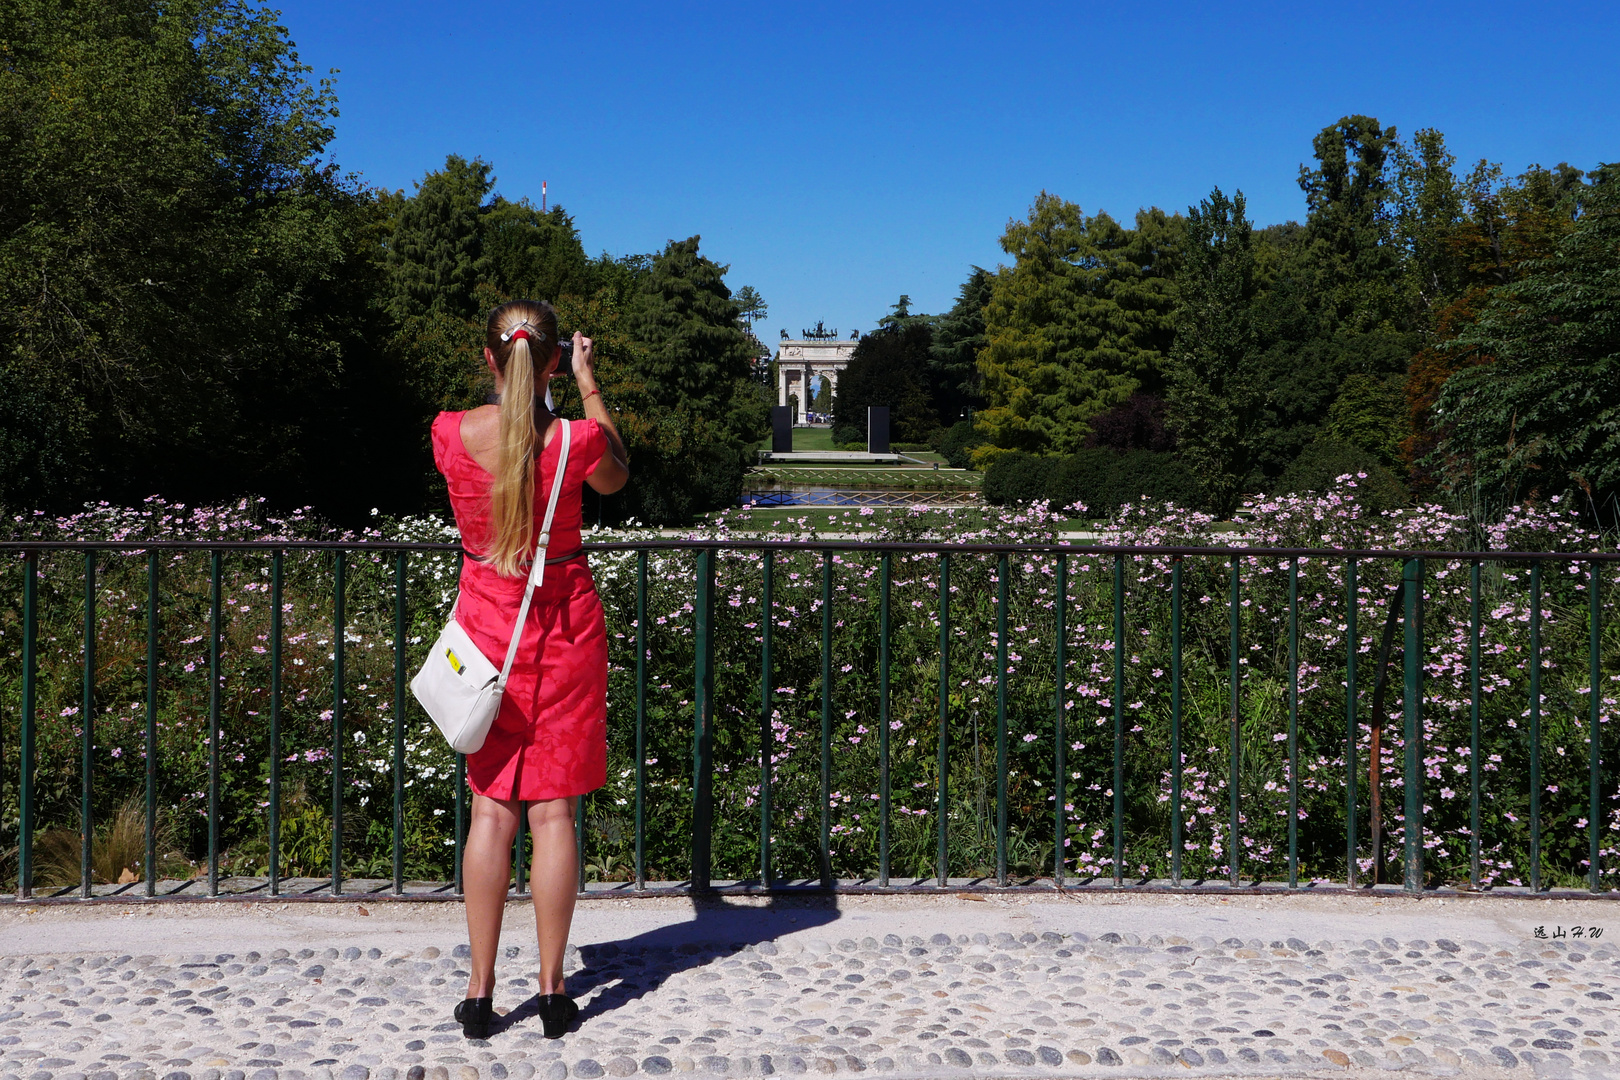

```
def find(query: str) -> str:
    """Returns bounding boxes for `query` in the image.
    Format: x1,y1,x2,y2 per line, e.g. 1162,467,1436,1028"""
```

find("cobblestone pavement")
1,894,1617,1080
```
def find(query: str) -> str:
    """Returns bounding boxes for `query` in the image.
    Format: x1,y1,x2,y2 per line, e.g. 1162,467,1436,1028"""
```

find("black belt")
464,547,586,566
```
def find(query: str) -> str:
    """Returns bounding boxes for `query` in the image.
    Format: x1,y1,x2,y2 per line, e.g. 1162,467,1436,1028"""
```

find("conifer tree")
1166,188,1262,515
975,193,1178,460
386,155,494,320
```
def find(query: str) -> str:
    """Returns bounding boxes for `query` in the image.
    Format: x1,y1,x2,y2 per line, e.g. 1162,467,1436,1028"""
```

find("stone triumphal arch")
777,322,856,426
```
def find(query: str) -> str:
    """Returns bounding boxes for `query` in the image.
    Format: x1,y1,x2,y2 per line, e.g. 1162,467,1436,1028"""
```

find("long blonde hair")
486,300,559,577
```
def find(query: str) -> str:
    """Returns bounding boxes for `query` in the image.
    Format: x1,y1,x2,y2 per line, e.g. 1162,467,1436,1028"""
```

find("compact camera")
555,336,574,376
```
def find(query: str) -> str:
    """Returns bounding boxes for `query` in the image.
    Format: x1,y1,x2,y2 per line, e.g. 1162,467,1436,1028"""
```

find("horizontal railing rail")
1,537,1613,901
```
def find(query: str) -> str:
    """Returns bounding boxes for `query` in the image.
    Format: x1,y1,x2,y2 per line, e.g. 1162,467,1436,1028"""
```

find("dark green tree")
1297,114,1404,333
928,267,993,423
1165,188,1263,515
830,322,939,444
0,0,406,516
976,193,1180,461
619,236,769,521
734,285,768,329
386,155,494,320
482,198,593,304
1324,373,1406,470
1432,171,1620,523
1391,128,1468,317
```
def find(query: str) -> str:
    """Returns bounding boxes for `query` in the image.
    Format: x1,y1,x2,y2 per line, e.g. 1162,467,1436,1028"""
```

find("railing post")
1288,559,1300,889
1170,557,1183,887
81,548,96,899
878,550,891,888
270,550,283,896
332,548,346,896
1345,558,1358,889
691,548,716,892
393,550,407,895
995,552,1010,887
1469,560,1481,891
18,550,37,899
514,808,529,896
454,754,465,895
761,549,775,888
145,550,159,897
1590,561,1603,893
576,795,586,895
1228,555,1241,888
1529,561,1542,893
208,549,222,896
635,550,648,891
1112,554,1125,887
1402,558,1424,894
936,552,951,887
819,550,833,889
1054,554,1068,887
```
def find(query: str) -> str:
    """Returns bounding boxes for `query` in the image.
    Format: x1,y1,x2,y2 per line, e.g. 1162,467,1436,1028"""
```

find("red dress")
431,411,610,801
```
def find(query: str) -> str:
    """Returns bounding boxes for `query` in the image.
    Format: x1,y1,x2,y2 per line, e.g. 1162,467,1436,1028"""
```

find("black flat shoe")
455,996,493,1039
537,992,578,1039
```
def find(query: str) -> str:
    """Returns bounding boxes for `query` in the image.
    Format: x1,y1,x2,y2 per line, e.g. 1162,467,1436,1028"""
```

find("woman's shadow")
494,891,842,1035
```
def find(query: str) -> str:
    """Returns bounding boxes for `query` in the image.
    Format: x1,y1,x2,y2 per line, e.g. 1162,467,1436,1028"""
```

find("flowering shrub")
1,482,1615,889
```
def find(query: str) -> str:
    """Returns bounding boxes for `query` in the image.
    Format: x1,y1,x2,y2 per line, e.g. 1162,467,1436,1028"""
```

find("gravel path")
1,896,1617,1080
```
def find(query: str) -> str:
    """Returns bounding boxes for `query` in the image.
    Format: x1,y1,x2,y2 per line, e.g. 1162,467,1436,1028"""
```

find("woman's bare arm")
568,333,630,495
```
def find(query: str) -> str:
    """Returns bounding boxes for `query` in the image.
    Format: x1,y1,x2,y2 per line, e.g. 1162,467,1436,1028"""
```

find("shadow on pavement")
494,894,842,1036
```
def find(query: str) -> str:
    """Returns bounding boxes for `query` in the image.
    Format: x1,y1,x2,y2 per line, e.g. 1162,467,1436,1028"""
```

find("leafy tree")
877,294,932,332
1324,373,1405,470
619,236,769,521
830,322,939,444
1274,437,1408,516
0,0,405,516
1085,393,1175,453
1165,187,1263,515
975,193,1179,461
1296,115,1404,333
386,155,494,320
928,267,993,424
734,285,767,328
482,198,593,304
932,420,985,469
1249,330,1418,485
1431,172,1620,523
628,237,757,414
1402,161,1586,488
1391,128,1467,316
811,377,833,415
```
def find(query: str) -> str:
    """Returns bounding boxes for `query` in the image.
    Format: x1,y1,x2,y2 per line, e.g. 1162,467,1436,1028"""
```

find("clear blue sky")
275,0,1619,341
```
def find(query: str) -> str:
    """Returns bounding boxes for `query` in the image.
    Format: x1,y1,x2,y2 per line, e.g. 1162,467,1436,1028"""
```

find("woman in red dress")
430,299,629,1040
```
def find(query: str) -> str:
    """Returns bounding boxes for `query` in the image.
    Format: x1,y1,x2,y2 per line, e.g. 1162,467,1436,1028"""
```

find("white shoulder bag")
412,419,573,754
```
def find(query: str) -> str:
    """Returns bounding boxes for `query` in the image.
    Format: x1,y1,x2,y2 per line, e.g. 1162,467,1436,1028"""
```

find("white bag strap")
496,418,572,691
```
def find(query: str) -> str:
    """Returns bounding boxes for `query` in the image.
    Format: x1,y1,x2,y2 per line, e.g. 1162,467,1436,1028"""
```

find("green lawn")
748,466,981,490
712,504,1109,536
792,426,838,451
716,505,993,533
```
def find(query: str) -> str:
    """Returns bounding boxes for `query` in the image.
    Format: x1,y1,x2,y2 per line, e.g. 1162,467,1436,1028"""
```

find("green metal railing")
2,538,1615,900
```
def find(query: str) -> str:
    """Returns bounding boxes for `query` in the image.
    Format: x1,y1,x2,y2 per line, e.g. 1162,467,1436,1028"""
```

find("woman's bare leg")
528,796,579,995
463,793,521,999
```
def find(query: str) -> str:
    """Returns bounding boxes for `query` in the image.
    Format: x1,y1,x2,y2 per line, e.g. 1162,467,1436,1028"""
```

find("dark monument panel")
867,406,890,455
771,406,793,453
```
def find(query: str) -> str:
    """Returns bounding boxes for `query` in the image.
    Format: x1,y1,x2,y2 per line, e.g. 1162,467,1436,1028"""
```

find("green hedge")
985,449,1202,517
1274,438,1408,516
932,420,985,469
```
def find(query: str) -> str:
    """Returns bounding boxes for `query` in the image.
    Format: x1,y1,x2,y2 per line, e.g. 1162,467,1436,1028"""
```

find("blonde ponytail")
485,300,559,577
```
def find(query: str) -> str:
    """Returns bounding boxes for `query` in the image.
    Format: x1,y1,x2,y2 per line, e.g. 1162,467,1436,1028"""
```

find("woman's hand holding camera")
567,332,597,399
